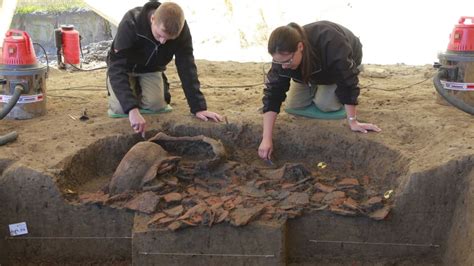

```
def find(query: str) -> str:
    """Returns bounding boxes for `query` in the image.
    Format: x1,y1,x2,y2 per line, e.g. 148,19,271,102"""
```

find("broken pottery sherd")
124,191,161,214
148,132,227,176
108,141,181,196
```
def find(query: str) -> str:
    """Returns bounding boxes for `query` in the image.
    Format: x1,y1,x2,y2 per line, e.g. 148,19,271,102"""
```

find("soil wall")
9,9,115,55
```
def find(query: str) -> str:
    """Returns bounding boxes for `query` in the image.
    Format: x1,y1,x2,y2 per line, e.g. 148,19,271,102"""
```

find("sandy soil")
1,60,473,174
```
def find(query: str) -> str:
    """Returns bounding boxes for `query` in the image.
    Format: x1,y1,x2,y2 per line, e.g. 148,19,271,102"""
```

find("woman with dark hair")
258,21,381,160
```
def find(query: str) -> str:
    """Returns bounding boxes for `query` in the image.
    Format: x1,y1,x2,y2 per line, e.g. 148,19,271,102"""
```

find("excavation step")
132,213,286,266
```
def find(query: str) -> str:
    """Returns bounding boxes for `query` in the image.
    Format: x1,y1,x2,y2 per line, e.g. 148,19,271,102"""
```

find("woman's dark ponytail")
268,22,315,83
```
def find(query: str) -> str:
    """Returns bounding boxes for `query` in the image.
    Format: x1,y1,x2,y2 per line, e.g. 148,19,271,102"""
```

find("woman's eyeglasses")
272,53,295,66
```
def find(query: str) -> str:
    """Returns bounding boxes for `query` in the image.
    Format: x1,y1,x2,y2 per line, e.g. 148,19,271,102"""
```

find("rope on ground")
47,94,89,102
362,75,434,91
67,63,107,72
169,82,264,90
201,82,264,89
48,85,106,91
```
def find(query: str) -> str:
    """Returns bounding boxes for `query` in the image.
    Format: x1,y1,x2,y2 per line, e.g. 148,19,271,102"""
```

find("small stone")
259,163,310,181
295,177,312,185
314,182,336,193
280,204,296,210
322,191,346,204
337,178,360,188
362,175,370,186
105,192,134,204
286,192,310,205
361,196,384,211
190,213,203,224
147,212,167,226
207,177,227,188
181,198,198,209
311,192,326,203
330,206,357,216
260,213,273,221
205,196,224,207
142,182,166,192
264,206,276,215
186,187,198,195
177,203,207,220
369,206,391,220
79,192,108,204
230,205,266,226
281,163,311,181
164,205,184,217
196,188,211,198
233,196,243,205
163,192,182,203
167,221,183,231
286,209,302,218
330,197,346,207
281,183,295,189
194,178,210,189
255,180,271,188
221,195,234,202
216,210,229,223
223,200,236,210
181,219,198,227
157,216,175,225
345,189,363,201
343,197,359,211
231,175,241,185
239,185,266,198
163,176,179,186
276,190,290,200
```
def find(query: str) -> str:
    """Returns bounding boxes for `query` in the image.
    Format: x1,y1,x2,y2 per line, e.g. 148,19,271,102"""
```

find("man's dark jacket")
263,21,363,113
107,1,206,114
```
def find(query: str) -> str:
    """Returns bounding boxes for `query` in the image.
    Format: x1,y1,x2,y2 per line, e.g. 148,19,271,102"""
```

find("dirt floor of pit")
1,60,474,265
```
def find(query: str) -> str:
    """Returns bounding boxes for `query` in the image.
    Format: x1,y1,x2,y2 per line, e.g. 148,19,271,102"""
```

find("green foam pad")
285,103,346,120
107,105,173,118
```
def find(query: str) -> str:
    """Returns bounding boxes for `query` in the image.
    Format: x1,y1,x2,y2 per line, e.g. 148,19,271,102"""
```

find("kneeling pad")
285,103,346,120
107,104,173,118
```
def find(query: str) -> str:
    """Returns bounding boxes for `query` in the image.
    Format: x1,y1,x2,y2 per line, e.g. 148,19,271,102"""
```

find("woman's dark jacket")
263,21,363,113
107,1,206,114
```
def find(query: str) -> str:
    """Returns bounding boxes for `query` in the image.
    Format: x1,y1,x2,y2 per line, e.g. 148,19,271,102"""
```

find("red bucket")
0,30,37,65
447,16,474,52
61,25,80,64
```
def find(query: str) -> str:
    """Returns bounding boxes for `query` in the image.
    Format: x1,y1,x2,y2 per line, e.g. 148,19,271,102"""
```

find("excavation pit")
1,123,472,265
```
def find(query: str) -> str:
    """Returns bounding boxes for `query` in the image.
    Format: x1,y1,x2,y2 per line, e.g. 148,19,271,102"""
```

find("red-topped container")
0,29,48,119
447,16,474,52
0,30,37,65
60,25,80,65
434,16,474,116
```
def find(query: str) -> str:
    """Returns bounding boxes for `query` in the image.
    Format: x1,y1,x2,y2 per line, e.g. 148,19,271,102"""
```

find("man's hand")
195,110,223,122
128,108,146,138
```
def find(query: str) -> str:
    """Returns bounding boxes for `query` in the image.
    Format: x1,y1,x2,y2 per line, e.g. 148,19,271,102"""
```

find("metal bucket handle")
458,16,474,25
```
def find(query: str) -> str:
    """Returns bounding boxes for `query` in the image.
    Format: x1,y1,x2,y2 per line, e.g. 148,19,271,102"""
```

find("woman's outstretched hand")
349,120,382,133
258,137,273,160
